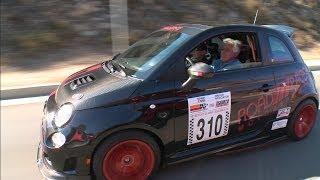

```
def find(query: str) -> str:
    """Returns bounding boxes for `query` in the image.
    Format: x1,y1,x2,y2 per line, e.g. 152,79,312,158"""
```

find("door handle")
259,84,273,92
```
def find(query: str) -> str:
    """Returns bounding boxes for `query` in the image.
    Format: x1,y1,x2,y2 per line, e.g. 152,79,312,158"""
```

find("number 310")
196,115,223,140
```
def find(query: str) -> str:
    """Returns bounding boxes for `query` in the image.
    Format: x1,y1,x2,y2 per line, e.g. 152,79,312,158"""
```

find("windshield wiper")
116,61,126,69
105,61,115,73
107,60,127,76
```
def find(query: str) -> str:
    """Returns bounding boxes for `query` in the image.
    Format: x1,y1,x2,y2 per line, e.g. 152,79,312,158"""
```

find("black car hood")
54,63,141,110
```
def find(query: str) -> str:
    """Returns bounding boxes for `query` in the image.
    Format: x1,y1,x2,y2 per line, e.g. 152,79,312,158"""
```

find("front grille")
70,74,95,90
63,157,77,171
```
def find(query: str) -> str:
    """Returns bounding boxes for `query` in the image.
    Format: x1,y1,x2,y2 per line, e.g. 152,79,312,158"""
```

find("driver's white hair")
223,38,242,54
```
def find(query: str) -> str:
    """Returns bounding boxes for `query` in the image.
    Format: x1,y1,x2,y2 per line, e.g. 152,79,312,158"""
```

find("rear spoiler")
262,25,294,38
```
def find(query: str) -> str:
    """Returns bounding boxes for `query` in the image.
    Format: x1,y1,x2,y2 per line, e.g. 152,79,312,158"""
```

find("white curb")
1,96,48,106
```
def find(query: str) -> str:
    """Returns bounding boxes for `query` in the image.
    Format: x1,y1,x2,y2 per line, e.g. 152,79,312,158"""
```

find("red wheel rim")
103,140,155,180
294,105,316,138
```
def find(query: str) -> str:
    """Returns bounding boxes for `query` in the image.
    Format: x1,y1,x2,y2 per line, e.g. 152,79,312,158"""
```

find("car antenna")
253,9,259,25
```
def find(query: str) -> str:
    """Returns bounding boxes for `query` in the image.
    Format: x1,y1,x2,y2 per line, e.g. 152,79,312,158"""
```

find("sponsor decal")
187,92,231,145
236,69,308,132
197,97,206,103
216,99,229,107
215,93,229,100
190,103,207,112
271,119,288,130
276,107,291,118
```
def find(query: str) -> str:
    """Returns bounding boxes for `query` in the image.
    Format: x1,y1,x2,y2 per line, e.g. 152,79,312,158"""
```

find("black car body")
37,24,319,180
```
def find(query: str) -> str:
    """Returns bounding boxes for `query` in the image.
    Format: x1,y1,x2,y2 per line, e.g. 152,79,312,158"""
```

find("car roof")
262,25,294,37
175,24,293,37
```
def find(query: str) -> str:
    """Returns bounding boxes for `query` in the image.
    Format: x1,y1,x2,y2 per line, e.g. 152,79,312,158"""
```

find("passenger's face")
221,44,236,62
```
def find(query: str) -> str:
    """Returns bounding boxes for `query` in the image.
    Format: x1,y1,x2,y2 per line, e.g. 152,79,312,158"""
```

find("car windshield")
114,30,192,79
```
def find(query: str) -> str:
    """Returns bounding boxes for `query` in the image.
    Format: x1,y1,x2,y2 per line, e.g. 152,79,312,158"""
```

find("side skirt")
165,132,287,165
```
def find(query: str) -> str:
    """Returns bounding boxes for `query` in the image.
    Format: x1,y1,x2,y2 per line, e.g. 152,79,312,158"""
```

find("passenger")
213,38,242,71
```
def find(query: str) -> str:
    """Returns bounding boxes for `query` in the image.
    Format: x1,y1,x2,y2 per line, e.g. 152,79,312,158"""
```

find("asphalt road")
1,103,43,180
1,71,319,180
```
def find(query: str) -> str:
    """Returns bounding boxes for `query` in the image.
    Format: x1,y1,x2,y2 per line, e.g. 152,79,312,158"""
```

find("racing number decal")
187,92,231,145
196,116,223,141
197,119,205,140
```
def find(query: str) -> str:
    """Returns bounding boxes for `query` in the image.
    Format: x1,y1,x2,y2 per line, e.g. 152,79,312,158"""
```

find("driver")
190,43,212,65
213,38,242,71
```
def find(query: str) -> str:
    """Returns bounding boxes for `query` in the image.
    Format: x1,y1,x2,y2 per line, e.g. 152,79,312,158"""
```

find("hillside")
1,0,319,71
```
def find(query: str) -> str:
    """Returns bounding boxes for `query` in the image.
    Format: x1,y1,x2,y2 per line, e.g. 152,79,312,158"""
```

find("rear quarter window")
268,36,294,63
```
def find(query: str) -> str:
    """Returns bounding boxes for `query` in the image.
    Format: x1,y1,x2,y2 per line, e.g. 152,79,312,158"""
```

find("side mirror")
182,62,214,89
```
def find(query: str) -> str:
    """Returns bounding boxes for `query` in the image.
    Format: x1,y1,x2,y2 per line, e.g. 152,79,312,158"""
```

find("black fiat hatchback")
37,24,318,180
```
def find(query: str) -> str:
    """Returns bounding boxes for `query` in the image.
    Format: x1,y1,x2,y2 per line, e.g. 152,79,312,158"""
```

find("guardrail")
309,66,320,71
1,85,59,100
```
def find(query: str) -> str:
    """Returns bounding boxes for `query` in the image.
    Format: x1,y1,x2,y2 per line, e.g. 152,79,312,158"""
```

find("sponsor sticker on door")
187,92,231,145
276,107,291,118
271,119,288,130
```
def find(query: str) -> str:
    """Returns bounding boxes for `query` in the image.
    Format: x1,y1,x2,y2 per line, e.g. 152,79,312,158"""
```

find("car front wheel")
93,131,161,180
288,99,317,141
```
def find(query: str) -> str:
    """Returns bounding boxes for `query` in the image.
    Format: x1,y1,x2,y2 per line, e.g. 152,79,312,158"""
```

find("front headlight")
52,132,66,148
54,103,73,127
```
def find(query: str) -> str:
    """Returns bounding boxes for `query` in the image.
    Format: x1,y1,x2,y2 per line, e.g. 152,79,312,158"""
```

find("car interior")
186,32,261,71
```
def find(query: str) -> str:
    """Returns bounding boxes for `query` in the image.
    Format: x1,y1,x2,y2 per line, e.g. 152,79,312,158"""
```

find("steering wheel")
185,57,194,68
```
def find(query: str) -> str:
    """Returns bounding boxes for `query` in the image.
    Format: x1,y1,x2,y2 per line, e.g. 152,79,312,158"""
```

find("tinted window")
268,36,294,62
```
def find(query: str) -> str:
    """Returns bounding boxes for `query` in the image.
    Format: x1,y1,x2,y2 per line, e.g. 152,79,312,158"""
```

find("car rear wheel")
288,99,317,141
93,131,161,180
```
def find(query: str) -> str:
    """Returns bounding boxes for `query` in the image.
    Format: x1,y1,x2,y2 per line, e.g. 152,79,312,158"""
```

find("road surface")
1,71,320,180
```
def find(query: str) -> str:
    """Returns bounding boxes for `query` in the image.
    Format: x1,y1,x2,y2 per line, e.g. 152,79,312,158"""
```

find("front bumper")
37,144,90,180
40,98,94,179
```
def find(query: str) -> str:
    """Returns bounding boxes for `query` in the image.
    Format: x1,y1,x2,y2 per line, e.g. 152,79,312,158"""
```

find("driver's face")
192,49,206,60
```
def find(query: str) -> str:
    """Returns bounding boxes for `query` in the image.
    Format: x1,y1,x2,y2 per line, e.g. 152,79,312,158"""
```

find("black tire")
92,131,161,180
287,99,317,141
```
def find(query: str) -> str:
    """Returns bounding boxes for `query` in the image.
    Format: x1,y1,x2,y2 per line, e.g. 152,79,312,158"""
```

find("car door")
263,33,304,122
172,30,278,159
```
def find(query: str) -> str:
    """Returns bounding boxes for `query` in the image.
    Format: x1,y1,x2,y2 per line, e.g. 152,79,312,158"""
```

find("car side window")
184,32,262,72
268,36,294,63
